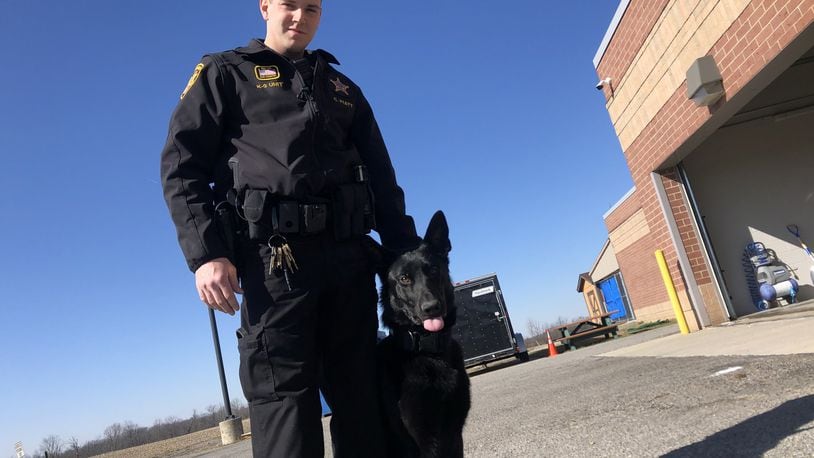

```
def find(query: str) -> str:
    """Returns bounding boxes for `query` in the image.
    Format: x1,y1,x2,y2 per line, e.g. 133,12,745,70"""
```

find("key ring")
267,233,288,249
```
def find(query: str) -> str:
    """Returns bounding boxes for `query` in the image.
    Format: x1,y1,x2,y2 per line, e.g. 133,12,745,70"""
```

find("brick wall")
605,189,642,232
661,169,711,287
622,0,814,177
609,209,650,253
608,0,754,149
614,230,668,314
597,0,814,318
596,0,671,101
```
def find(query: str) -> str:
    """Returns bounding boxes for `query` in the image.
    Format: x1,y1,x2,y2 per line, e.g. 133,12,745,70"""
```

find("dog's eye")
398,274,412,286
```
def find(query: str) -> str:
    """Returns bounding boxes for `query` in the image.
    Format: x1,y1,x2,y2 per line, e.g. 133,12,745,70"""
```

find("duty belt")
269,201,329,235
241,189,329,239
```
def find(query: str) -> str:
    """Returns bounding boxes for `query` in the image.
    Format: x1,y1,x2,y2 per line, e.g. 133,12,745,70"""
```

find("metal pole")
655,250,691,334
209,308,234,418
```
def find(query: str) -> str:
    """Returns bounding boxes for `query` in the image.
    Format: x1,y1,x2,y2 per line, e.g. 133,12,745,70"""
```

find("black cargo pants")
236,233,385,458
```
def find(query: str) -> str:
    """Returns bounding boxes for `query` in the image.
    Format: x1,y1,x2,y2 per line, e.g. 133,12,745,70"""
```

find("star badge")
331,77,350,96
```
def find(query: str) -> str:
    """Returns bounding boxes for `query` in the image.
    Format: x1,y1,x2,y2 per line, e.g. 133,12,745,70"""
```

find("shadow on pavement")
661,394,814,457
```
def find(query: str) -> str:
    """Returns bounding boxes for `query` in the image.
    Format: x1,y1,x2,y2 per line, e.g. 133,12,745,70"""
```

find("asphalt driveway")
192,302,814,457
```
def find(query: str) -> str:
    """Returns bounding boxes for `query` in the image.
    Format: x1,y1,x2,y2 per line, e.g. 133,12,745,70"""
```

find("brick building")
591,0,814,329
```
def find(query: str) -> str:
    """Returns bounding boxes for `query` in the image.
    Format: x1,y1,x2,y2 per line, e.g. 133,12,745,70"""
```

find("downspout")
651,172,711,328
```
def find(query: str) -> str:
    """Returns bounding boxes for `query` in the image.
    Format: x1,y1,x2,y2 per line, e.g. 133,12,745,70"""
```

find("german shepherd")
377,210,471,458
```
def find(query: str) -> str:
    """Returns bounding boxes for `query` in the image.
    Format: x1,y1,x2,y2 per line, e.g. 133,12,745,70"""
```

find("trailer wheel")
516,351,529,362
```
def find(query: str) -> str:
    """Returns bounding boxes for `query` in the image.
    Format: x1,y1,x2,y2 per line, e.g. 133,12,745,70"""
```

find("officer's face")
260,0,322,58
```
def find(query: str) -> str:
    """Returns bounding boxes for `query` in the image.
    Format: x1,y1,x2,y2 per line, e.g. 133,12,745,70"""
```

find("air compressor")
742,242,798,310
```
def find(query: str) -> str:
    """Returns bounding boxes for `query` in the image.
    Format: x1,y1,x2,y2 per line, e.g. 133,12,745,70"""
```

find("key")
268,236,283,276
268,244,280,276
267,234,298,290
280,243,299,271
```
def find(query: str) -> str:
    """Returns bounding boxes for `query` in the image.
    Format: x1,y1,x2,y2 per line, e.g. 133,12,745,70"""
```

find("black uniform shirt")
161,39,417,272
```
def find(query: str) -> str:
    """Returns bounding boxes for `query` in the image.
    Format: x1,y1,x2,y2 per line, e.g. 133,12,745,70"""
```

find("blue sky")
0,1,632,453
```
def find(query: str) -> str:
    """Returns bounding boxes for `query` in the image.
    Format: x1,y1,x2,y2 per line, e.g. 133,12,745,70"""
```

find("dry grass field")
93,419,250,458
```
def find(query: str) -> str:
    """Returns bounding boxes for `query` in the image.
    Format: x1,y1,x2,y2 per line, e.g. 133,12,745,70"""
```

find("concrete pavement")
602,300,814,358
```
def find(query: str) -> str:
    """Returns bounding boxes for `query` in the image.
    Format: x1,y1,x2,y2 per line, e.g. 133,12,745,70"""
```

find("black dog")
377,210,471,458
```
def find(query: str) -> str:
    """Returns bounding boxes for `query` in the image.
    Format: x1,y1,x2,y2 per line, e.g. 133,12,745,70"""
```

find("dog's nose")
421,301,441,316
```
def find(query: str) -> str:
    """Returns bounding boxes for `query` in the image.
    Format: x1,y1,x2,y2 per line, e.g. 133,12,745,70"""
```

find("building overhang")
577,272,593,293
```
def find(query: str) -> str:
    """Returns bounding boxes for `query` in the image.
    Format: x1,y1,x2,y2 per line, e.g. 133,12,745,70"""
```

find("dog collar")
394,329,450,354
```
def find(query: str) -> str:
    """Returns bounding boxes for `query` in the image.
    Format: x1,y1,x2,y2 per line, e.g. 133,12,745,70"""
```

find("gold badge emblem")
330,77,350,96
180,63,205,100
255,65,281,81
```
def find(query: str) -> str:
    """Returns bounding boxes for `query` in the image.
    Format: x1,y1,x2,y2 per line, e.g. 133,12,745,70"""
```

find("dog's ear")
424,210,451,254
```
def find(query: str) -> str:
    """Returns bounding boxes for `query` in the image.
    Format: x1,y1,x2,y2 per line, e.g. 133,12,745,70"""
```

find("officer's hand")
195,258,243,315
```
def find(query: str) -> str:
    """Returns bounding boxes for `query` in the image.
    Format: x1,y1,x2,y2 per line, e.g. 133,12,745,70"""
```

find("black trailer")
452,273,528,367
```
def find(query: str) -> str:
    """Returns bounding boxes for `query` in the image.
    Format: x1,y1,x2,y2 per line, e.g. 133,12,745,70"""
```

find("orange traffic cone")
546,329,559,357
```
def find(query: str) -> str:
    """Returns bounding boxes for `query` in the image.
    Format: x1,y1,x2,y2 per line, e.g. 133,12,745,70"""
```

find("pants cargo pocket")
236,326,279,404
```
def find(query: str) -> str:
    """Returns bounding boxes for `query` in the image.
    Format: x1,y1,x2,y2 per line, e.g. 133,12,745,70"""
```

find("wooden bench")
552,312,619,351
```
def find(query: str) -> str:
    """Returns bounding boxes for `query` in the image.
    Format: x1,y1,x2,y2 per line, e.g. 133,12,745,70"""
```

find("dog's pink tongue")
423,318,445,332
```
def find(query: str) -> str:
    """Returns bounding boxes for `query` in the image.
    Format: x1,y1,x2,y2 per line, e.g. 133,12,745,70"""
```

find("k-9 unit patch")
255,65,281,81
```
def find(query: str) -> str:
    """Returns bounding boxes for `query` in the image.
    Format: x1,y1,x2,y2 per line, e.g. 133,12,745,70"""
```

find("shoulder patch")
180,63,205,100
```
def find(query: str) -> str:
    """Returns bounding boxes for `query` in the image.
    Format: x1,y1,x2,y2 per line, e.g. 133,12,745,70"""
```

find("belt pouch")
332,185,355,240
274,201,300,233
243,189,271,240
303,204,327,233
350,185,366,235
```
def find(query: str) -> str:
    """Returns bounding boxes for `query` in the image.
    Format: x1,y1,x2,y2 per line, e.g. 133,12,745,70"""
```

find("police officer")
160,0,419,456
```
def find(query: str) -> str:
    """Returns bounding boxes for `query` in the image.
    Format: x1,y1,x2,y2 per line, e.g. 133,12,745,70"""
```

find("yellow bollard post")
655,250,690,334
